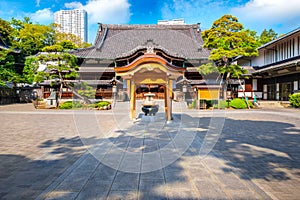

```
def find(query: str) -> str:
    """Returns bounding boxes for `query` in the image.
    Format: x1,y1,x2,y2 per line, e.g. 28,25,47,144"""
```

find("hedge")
229,98,247,109
95,101,111,108
59,101,83,109
289,93,300,108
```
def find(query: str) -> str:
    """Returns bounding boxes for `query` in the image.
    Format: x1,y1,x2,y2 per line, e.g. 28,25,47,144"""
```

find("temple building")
237,27,300,101
71,23,212,119
38,23,300,112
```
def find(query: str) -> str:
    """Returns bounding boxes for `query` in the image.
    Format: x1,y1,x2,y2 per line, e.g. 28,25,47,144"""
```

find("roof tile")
72,24,210,60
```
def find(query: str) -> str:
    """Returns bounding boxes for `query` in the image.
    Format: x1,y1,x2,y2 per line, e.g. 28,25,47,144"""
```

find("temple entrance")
114,53,185,121
136,84,165,100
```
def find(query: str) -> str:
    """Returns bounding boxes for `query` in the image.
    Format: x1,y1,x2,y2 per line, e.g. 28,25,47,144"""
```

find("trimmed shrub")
59,101,83,109
59,101,73,109
95,101,110,108
289,93,300,108
213,100,230,109
230,98,247,109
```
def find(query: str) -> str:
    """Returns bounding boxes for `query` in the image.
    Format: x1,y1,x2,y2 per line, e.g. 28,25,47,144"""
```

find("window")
298,36,300,56
294,81,298,91
292,38,295,57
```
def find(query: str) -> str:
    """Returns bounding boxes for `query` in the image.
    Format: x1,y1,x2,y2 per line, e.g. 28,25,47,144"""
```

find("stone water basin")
141,93,159,116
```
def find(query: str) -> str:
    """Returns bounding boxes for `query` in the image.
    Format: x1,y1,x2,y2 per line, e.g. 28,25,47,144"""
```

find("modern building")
237,27,300,101
157,19,186,25
54,9,88,42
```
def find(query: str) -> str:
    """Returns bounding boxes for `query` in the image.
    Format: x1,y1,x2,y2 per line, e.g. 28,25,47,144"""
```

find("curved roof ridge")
190,26,203,51
116,45,186,59
101,23,200,30
71,23,210,60
96,27,108,50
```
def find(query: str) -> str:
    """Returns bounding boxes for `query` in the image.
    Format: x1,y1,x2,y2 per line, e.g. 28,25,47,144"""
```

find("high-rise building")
54,9,88,42
157,19,185,25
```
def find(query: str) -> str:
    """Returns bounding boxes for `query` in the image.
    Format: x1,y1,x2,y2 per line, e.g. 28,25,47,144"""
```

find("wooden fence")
0,87,34,105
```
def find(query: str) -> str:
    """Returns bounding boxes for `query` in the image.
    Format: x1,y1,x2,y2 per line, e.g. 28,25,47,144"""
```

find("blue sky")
1,0,300,43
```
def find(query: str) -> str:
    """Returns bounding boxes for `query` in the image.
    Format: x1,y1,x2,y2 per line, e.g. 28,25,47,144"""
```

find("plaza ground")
0,103,300,199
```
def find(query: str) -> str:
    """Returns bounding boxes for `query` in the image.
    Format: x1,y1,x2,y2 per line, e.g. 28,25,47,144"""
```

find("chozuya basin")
142,92,159,116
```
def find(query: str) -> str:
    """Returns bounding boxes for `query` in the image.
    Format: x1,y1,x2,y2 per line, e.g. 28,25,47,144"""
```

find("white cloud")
29,8,54,25
161,0,300,34
231,0,300,32
232,0,300,22
66,0,131,24
161,0,229,30
65,2,83,9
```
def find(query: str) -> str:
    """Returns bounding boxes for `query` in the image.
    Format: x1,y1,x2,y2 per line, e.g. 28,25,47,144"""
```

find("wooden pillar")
164,80,172,121
168,80,173,121
164,85,168,119
127,80,131,99
130,81,136,119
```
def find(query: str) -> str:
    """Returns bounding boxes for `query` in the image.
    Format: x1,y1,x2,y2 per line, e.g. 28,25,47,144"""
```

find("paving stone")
228,190,261,200
45,191,78,200
55,155,99,192
75,178,112,200
216,173,250,191
107,190,137,200
111,172,139,191
119,152,142,172
139,179,167,200
167,188,199,200
141,151,163,173
1,104,300,199
164,169,186,183
194,179,229,199
92,164,118,181
140,169,165,180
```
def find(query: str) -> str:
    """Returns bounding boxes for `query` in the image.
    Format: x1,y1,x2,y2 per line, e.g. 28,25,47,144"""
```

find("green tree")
201,14,259,105
0,18,24,87
57,40,78,50
23,56,39,84
42,40,78,53
53,24,92,48
10,18,54,56
0,49,22,86
34,52,78,107
42,44,64,52
258,29,277,45
0,18,13,46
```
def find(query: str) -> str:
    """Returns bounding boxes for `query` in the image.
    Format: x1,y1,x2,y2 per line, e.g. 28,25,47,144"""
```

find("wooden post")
130,82,136,119
168,80,172,121
127,79,131,99
164,80,172,121
164,85,167,118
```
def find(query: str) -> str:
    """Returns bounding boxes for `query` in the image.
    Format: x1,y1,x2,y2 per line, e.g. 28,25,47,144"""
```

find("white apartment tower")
54,9,88,42
157,19,186,25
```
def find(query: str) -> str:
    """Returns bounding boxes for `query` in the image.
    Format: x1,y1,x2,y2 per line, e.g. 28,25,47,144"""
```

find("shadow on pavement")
1,113,300,199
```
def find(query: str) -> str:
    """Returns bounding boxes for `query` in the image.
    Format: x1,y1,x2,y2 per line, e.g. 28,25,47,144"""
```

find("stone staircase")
257,101,289,109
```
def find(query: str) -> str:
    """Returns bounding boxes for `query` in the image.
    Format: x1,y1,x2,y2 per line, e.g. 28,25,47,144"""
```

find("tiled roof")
72,24,210,60
253,57,300,74
258,27,300,50
78,67,114,73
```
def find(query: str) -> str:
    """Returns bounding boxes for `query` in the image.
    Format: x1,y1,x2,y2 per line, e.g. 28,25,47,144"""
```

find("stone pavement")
0,103,300,199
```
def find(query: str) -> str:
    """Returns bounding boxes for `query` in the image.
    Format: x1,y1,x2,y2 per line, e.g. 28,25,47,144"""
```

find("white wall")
242,30,300,68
